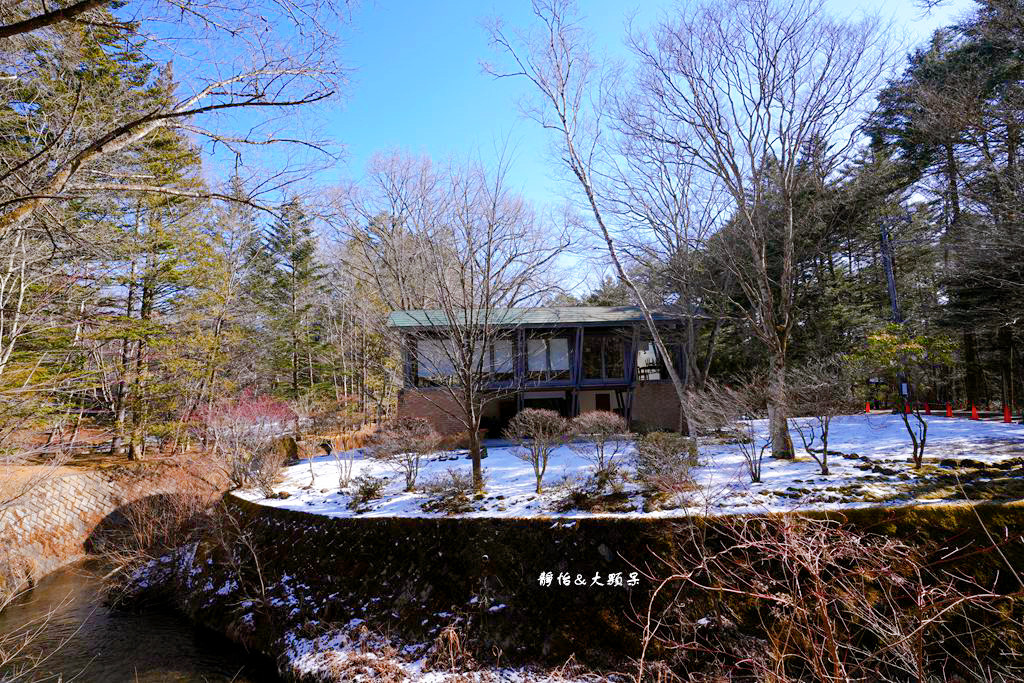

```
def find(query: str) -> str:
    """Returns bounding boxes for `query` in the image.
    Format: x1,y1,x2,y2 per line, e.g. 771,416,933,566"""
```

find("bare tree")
788,357,857,475
366,417,441,492
332,153,447,313
201,393,293,494
333,152,568,491
570,410,628,474
0,0,347,237
692,378,772,483
620,0,892,456
484,0,694,434
609,129,732,393
505,408,568,494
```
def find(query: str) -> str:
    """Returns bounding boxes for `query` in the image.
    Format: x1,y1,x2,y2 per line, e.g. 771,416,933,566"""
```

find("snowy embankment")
235,414,1024,519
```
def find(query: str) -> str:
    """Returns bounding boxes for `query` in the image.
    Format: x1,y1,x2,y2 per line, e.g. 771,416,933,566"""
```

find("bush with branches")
201,394,294,495
633,431,699,495
788,357,858,475
346,474,388,512
570,411,629,476
420,468,477,514
366,417,441,491
690,379,772,483
504,408,569,494
638,516,1009,681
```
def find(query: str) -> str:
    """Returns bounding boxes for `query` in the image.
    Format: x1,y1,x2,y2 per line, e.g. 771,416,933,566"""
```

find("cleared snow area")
235,414,1024,518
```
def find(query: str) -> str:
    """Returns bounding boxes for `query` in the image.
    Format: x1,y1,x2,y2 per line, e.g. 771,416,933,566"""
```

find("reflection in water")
0,560,277,682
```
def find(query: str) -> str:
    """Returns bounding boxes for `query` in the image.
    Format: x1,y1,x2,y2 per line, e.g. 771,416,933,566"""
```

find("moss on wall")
150,497,1024,676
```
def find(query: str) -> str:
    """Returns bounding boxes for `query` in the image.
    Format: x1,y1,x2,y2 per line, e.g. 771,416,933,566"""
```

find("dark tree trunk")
964,331,981,408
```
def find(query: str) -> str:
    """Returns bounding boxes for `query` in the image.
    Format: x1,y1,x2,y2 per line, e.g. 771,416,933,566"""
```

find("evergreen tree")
263,197,324,399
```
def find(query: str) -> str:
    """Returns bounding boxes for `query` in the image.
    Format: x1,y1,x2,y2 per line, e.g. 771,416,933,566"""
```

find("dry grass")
320,650,408,682
311,423,378,454
424,622,477,673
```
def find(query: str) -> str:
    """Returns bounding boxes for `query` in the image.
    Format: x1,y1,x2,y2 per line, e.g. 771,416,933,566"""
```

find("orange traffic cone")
971,404,980,420
905,402,911,414
925,402,931,415
865,402,871,414
1004,405,1013,423
946,403,953,418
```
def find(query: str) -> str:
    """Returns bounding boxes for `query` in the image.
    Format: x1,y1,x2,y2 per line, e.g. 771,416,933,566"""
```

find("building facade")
389,306,686,436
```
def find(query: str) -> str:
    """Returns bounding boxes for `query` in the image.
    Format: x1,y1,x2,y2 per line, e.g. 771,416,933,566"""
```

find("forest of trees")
0,0,1021,464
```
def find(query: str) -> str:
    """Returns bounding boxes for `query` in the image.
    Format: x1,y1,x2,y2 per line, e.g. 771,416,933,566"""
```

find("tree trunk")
110,266,136,457
468,417,483,491
964,330,981,408
768,350,794,458
1000,326,1015,412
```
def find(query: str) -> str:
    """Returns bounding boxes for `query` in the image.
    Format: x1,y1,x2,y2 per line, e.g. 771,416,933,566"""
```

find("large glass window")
635,341,668,381
489,338,515,380
526,337,571,381
582,336,603,379
582,334,625,381
416,338,457,385
417,338,519,384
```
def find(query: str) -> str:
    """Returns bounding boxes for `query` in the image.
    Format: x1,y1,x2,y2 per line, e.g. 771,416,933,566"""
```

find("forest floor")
236,414,1024,518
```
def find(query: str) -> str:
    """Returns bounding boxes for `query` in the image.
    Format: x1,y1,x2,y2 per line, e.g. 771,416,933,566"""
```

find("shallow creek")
0,560,279,682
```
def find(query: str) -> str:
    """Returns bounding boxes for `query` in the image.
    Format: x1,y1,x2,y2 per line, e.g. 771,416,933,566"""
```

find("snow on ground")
235,414,1024,518
282,622,625,682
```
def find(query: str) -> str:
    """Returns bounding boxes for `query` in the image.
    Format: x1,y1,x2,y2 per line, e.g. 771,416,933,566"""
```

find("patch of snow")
234,415,1024,519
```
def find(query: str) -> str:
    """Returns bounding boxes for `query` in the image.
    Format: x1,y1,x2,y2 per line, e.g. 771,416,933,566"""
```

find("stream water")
0,560,279,682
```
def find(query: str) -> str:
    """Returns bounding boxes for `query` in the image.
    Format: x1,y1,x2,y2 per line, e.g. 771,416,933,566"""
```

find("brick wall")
631,382,682,431
0,464,202,587
396,388,468,435
402,384,683,434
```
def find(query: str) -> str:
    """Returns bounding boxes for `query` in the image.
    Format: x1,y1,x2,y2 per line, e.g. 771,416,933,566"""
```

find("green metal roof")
387,306,679,329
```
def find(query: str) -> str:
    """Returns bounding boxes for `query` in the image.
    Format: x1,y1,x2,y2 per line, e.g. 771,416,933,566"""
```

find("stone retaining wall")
0,464,205,587
131,495,1024,679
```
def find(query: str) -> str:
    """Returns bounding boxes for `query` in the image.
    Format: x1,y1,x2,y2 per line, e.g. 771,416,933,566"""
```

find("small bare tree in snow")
788,357,857,475
367,417,441,492
319,439,357,490
570,411,629,475
692,379,772,483
505,408,569,494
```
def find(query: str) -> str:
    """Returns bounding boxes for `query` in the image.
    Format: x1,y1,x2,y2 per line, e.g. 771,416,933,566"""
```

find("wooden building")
388,306,685,436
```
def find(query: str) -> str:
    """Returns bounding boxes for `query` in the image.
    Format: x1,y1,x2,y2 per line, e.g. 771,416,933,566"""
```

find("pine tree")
263,197,324,399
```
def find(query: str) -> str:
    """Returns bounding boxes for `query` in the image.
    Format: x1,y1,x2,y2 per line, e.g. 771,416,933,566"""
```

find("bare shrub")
557,471,634,513
424,621,477,673
637,516,1007,682
319,440,356,489
691,379,772,483
420,468,476,514
570,411,629,475
788,357,858,475
201,394,294,494
346,474,388,511
366,417,441,491
634,432,699,495
95,461,223,596
504,408,569,494
325,652,408,682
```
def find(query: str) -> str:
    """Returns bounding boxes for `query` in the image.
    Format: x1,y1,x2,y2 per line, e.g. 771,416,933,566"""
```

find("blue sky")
322,0,976,210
